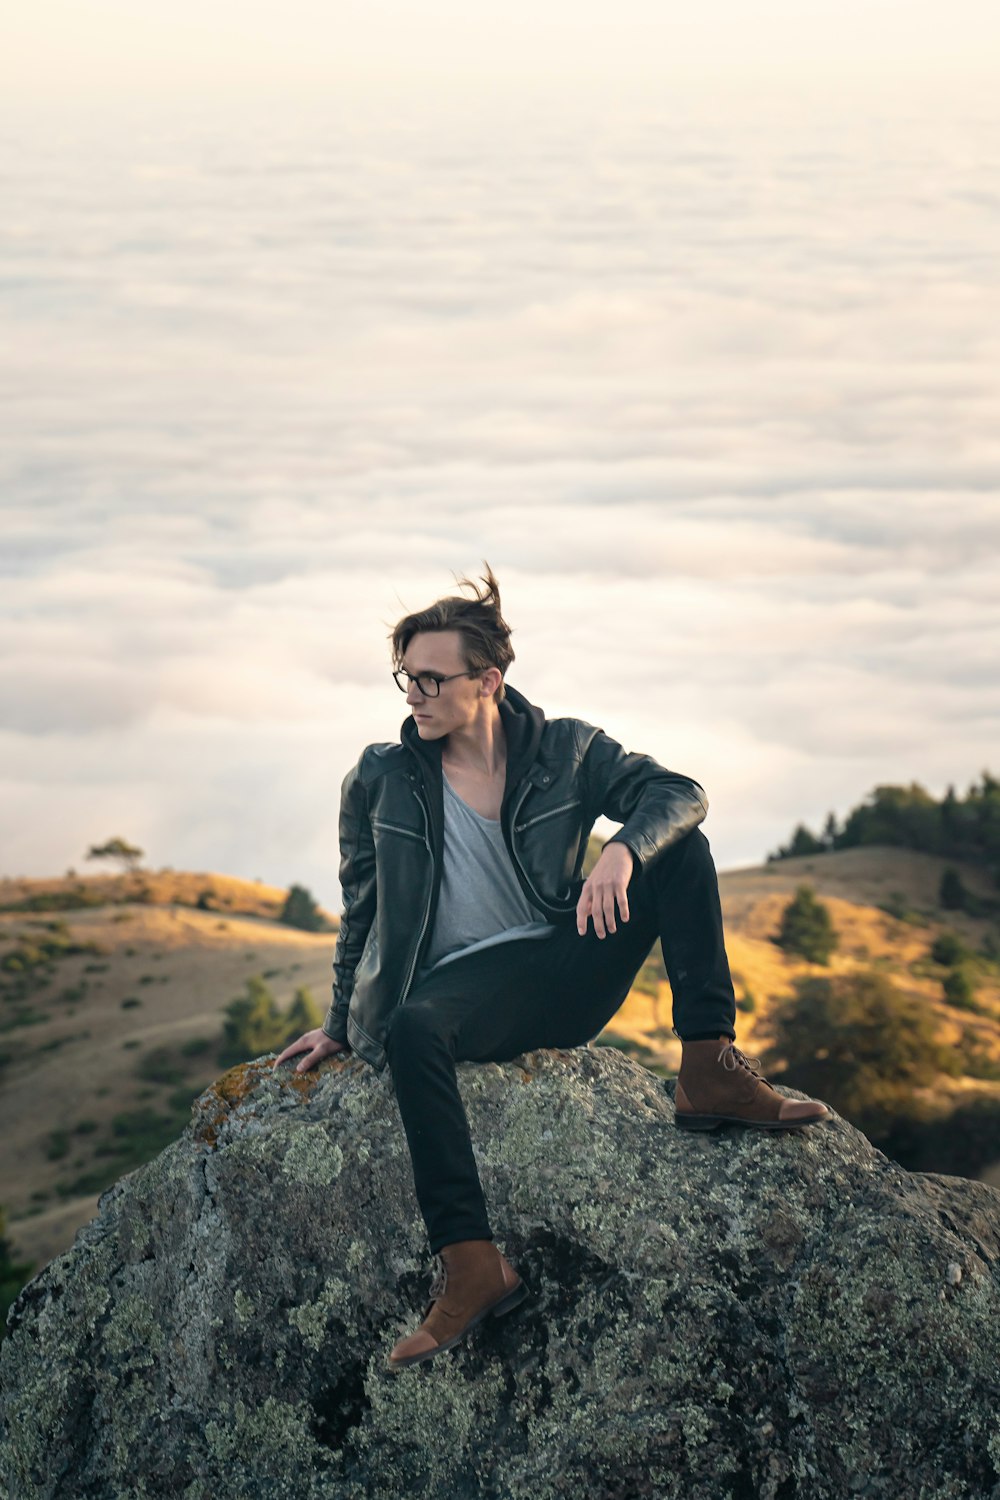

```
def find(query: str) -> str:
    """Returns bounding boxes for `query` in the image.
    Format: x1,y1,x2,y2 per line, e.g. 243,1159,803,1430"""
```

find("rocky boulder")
2,1045,999,1499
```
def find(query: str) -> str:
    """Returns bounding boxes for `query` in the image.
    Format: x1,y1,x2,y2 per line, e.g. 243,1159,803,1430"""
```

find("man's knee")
384,1000,451,1056
644,825,711,883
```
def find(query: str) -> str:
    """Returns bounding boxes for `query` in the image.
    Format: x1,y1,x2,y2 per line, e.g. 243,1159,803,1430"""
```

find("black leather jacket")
321,683,708,1070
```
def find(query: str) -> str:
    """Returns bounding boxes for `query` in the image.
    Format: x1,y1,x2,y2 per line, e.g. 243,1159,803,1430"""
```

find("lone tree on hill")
760,968,952,1131
768,823,825,861
939,866,968,911
775,884,838,965
85,837,144,874
280,884,325,932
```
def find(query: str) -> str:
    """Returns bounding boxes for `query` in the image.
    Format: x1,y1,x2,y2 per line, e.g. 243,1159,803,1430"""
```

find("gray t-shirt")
412,770,556,987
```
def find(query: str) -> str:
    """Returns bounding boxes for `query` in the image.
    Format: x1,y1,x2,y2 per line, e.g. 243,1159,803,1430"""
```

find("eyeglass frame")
392,667,481,698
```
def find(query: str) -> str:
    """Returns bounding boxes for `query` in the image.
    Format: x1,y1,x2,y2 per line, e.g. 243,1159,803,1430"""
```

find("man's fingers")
578,876,630,938
593,887,608,938
273,1037,313,1069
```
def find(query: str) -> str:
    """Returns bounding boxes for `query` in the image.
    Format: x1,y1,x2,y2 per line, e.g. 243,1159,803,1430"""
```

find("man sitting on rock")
274,563,831,1370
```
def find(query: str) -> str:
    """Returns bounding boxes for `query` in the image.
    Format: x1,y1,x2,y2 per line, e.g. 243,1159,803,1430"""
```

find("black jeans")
384,826,737,1254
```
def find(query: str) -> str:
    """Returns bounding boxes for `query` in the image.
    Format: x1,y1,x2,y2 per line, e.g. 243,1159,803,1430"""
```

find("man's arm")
574,726,708,938
582,726,709,871
322,754,377,1046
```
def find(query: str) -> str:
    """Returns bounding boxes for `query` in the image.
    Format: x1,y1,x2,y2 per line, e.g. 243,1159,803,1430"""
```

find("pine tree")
280,884,324,932
776,884,838,965
939,867,968,911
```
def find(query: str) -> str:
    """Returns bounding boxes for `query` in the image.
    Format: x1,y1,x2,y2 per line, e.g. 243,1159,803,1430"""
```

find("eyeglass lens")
394,670,440,696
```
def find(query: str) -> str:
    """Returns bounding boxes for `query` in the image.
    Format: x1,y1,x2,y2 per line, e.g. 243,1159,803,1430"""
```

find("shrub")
958,1036,1000,1081
280,884,325,932
137,1046,185,1085
942,965,980,1012
759,967,951,1134
940,867,968,911
775,885,838,965
180,1036,212,1056
736,987,757,1015
931,932,967,966
0,1204,36,1348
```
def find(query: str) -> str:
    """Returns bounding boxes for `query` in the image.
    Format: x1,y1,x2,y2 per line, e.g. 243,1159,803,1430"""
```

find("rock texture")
2,1045,1000,1500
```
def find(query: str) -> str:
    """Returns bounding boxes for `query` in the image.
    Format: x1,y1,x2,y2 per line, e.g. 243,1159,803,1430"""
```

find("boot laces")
428,1255,447,1300
719,1041,763,1078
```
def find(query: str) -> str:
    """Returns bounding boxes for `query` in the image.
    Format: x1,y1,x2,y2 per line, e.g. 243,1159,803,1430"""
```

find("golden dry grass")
2,846,998,1273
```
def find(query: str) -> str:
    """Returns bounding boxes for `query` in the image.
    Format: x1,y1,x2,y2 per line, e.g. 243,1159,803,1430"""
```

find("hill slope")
2,847,999,1277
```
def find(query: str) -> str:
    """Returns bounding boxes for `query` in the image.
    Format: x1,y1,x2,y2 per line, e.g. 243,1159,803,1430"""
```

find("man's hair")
389,562,515,703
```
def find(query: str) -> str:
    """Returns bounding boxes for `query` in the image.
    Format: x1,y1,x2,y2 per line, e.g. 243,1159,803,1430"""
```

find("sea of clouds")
2,84,998,911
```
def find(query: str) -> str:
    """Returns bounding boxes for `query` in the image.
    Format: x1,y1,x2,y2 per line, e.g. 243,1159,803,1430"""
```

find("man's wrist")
602,839,636,869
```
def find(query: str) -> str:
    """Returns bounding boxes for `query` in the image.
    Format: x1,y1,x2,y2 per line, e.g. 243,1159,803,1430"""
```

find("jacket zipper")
399,785,435,1005
513,797,581,834
506,782,575,915
371,817,425,842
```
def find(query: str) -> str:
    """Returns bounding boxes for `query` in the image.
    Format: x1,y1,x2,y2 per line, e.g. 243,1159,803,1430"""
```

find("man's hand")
576,842,635,939
272,1027,350,1074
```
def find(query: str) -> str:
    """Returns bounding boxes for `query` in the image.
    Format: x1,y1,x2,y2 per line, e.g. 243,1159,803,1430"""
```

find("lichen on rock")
1,1046,999,1499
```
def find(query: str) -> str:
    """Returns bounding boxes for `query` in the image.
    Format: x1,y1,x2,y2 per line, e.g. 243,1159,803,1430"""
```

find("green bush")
137,1046,185,1085
279,884,325,932
931,932,967,966
942,965,982,1013
958,1035,1000,1081
0,1204,37,1348
218,977,322,1068
775,885,838,965
940,867,968,910
180,1036,212,1056
874,1095,1000,1178
736,987,757,1015
759,967,952,1134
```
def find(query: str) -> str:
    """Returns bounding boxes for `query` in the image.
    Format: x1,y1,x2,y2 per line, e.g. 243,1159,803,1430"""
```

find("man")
274,565,830,1371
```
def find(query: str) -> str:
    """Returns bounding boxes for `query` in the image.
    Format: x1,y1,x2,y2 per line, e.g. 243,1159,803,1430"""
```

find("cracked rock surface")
2,1045,1000,1499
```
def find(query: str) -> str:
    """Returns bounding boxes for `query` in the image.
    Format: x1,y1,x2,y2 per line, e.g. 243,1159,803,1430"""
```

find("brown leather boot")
387,1239,529,1370
675,1035,832,1130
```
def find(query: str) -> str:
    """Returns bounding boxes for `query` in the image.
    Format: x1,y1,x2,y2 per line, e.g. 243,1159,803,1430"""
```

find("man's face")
400,630,492,740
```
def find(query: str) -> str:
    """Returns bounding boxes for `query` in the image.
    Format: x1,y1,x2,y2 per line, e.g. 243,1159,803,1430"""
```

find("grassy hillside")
0,870,340,1283
2,846,999,1290
585,841,1000,1180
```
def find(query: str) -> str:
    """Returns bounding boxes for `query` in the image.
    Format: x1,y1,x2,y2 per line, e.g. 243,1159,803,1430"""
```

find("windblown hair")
389,562,515,703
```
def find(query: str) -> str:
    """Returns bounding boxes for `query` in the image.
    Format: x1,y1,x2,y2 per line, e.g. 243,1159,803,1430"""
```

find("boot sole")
386,1278,531,1371
676,1111,829,1131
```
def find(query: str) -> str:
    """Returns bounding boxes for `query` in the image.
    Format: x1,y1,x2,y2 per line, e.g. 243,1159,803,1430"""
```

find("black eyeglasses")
392,668,478,698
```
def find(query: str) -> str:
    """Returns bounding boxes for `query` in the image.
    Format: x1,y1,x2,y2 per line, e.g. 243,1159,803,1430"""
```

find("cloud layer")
2,92,998,912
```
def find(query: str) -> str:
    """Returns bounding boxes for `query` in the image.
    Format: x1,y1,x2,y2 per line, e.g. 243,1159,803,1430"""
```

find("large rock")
2,1046,999,1500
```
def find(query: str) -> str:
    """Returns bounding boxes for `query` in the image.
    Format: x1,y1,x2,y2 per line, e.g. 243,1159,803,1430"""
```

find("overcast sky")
1,5,998,911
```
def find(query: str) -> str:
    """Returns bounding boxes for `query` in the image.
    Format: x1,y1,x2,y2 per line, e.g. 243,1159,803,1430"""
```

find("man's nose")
406,680,426,704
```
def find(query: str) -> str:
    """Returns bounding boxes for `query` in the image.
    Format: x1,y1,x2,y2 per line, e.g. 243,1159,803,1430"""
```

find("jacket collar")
399,680,545,794
398,684,549,968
